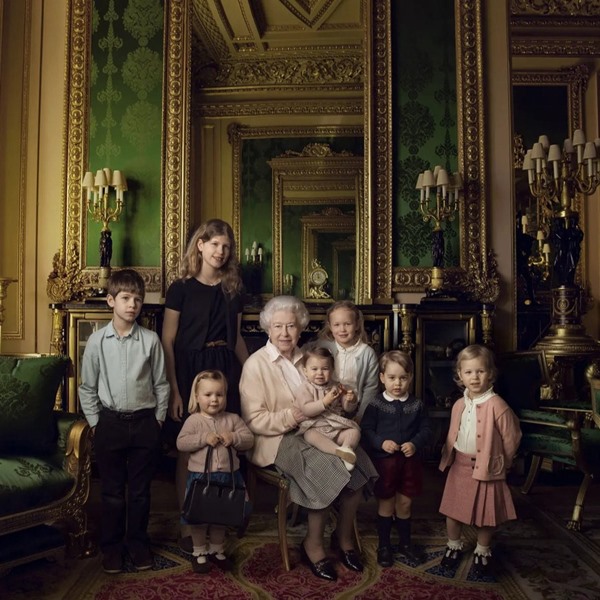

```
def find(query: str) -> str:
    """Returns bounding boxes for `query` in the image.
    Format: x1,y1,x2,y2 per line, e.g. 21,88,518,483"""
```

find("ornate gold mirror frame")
53,0,188,300
513,65,590,287
228,126,368,303
369,0,494,302
300,210,356,301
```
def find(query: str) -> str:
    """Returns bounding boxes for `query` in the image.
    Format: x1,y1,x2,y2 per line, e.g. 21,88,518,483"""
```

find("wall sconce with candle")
415,166,462,298
243,241,265,306
81,168,127,294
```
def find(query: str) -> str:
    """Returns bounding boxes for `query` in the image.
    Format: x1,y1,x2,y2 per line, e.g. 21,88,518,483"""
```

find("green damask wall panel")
87,0,164,267
240,136,363,295
392,0,458,269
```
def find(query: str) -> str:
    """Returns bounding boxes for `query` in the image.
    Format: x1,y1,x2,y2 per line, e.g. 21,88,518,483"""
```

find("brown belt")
205,340,228,348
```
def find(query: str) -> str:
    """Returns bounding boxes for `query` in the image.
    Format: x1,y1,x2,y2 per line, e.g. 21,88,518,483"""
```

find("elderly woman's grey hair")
259,295,310,332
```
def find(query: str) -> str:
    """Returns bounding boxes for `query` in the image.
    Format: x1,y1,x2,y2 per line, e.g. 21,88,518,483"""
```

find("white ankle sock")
447,538,463,551
474,543,491,557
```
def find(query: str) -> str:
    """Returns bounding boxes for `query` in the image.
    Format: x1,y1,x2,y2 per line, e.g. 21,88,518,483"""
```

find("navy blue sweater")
361,393,432,459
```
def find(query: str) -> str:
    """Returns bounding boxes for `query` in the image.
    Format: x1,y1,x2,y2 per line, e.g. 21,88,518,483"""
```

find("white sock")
474,543,491,557
208,542,226,559
447,538,463,551
193,545,209,564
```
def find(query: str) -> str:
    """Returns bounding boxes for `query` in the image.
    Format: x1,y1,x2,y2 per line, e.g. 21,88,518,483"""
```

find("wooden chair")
246,463,361,571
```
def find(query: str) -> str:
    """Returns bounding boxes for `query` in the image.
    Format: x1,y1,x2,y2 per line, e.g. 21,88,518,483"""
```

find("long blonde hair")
180,219,242,298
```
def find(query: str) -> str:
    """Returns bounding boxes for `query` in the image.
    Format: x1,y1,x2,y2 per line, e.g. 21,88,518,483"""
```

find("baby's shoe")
208,551,233,571
440,544,462,569
191,554,210,574
472,551,493,576
335,446,357,464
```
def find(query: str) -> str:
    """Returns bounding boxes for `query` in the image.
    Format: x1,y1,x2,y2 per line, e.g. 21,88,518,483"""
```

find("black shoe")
208,551,234,571
377,545,394,568
300,543,338,581
178,535,194,555
191,555,211,574
472,552,492,576
398,543,424,564
331,531,363,572
440,545,461,569
102,550,123,574
128,543,153,571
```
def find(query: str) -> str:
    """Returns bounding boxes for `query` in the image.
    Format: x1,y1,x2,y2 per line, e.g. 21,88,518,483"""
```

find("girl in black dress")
162,219,249,551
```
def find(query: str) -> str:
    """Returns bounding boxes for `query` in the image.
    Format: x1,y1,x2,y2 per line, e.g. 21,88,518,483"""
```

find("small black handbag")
181,446,246,527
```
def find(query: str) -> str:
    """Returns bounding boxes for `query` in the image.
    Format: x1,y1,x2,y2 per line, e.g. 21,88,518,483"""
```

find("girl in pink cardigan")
438,345,521,577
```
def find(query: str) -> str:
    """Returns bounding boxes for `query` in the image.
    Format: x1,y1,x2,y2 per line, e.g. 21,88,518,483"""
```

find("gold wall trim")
163,0,191,289
370,0,492,301
511,0,600,16
511,40,600,56
195,99,362,118
196,55,363,88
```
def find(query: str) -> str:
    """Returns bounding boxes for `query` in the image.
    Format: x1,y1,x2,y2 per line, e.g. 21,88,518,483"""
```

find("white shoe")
335,446,357,464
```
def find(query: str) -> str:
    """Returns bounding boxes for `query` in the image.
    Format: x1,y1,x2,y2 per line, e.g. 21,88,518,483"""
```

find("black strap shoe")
300,543,338,581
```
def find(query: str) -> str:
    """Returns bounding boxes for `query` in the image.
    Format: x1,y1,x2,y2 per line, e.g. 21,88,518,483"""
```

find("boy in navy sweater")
361,350,432,567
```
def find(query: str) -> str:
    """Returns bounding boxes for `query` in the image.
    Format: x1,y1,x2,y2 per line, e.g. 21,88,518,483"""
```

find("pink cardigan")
239,346,301,467
176,412,254,473
439,394,522,482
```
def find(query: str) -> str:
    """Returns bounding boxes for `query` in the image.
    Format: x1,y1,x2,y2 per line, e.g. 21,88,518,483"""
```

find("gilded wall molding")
195,55,363,88
512,40,600,56
195,99,362,118
370,0,494,301
511,0,600,16
163,0,191,288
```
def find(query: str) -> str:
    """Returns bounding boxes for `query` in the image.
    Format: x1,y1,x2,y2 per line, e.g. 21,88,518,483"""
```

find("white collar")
464,387,495,406
383,391,409,403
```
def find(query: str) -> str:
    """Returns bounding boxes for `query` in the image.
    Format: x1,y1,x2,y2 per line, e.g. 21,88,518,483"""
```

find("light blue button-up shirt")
79,320,170,427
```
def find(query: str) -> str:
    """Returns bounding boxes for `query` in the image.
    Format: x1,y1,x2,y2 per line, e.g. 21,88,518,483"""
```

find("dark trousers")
94,408,161,553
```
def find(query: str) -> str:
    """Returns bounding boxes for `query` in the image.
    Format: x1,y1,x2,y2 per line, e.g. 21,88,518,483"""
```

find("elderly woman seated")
240,296,378,581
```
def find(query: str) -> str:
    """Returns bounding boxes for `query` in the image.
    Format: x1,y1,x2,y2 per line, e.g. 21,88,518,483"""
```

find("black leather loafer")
339,548,364,572
331,531,363,572
300,543,338,581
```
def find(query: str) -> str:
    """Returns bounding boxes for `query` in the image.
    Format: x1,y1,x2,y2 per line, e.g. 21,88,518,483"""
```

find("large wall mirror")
369,0,493,303
57,0,488,304
512,65,590,349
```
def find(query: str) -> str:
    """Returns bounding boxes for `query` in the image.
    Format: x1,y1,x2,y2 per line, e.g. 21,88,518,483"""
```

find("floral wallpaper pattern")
88,0,164,267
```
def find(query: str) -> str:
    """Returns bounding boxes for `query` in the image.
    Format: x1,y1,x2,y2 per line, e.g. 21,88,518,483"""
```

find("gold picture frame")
368,0,494,302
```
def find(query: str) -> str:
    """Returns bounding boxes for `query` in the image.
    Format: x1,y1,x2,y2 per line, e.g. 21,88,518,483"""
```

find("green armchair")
496,350,600,530
0,354,93,571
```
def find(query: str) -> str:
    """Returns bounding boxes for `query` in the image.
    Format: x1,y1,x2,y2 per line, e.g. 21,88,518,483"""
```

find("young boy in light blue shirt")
79,269,169,574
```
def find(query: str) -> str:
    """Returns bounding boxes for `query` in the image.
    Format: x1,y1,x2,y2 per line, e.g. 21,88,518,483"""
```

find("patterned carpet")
2,465,600,599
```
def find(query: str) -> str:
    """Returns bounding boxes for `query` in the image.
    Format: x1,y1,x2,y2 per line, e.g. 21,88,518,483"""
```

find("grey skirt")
274,432,378,510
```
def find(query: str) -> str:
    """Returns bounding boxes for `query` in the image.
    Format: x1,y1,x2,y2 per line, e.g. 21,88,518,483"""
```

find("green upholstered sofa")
0,355,92,571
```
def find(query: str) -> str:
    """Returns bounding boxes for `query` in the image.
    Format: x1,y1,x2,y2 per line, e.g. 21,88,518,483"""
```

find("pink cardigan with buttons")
439,394,522,482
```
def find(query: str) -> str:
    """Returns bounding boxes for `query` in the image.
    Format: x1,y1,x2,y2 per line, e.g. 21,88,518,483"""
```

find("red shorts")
372,453,423,499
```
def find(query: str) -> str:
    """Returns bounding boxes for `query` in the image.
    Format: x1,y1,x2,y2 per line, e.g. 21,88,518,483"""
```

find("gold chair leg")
567,473,592,531
521,454,542,495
